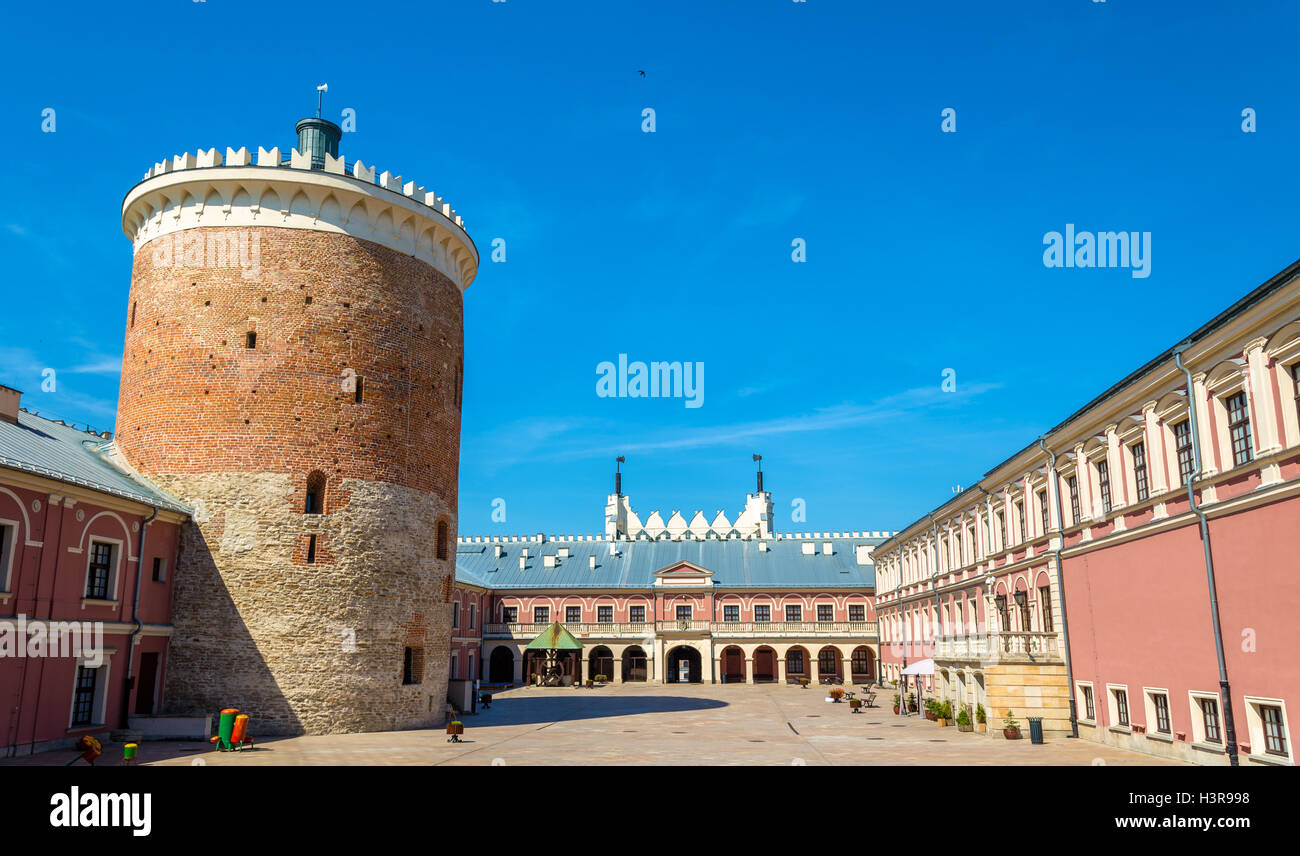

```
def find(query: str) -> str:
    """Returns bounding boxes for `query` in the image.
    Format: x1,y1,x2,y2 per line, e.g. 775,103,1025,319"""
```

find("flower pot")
925,711,937,721
936,718,947,727
958,723,973,732
849,699,863,711
1003,727,1022,740
447,722,463,736
892,706,900,714
908,703,918,713
976,723,987,733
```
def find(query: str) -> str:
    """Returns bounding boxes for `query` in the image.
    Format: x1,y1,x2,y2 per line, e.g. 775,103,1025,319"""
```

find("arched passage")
589,646,614,681
818,646,843,684
622,645,648,682
721,645,745,683
785,645,810,684
753,646,777,683
489,646,515,683
666,645,702,683
851,645,875,683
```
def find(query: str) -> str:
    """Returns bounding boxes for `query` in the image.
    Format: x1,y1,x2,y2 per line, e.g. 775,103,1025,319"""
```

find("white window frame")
1076,681,1096,724
83,537,123,604
1188,690,1224,748
67,655,113,729
1106,683,1131,731
0,519,17,593
1143,686,1172,736
1243,695,1292,765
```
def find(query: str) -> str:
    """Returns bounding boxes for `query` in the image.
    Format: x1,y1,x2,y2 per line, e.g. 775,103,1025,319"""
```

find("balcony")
710,621,878,638
484,622,653,640
933,631,1063,666
483,620,880,640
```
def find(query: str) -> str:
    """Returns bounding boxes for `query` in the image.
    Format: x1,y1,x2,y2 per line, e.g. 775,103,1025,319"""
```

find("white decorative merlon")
125,145,478,290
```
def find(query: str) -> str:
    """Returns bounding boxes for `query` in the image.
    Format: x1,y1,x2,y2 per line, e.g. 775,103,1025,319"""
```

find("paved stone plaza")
2,684,1186,766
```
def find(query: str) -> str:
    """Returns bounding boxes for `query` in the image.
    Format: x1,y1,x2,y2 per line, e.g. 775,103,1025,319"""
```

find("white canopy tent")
896,658,934,716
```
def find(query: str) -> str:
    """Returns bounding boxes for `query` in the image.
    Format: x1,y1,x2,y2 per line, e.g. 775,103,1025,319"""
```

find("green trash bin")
1028,716,1044,744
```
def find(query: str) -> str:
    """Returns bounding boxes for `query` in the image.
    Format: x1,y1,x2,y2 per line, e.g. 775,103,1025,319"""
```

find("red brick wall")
116,226,464,501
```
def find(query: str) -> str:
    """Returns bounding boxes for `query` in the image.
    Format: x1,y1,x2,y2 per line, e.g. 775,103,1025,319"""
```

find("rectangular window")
1067,475,1080,525
629,605,645,623
675,605,692,621
469,604,475,629
1174,420,1195,485
1081,685,1095,721
1153,693,1171,734
306,535,317,564
502,606,518,624
1114,689,1130,726
1132,441,1149,502
1038,490,1049,534
597,606,613,623
997,510,1006,549
1262,705,1288,757
71,665,99,726
754,605,771,623
1226,391,1253,466
1039,586,1053,632
1098,460,1112,514
785,605,802,622
565,606,580,623
787,649,804,674
245,331,257,349
1293,364,1300,427
849,605,866,622
995,594,1009,631
452,602,460,628
1200,697,1222,743
449,655,457,680
533,606,549,624
402,647,423,685
86,542,113,600
151,556,166,582
723,605,739,622
1015,501,1026,543
817,605,833,622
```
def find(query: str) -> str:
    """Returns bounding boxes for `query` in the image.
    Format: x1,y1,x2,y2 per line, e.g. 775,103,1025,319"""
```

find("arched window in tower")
436,520,449,560
305,471,326,515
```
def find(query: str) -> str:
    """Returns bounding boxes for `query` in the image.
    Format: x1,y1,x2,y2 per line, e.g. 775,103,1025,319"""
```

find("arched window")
436,520,449,560
305,471,326,514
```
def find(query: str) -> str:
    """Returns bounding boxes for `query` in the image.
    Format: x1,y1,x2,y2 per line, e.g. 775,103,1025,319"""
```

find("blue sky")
2,1,1298,536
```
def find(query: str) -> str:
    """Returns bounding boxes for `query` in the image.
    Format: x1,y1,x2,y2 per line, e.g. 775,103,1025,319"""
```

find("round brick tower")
115,121,478,734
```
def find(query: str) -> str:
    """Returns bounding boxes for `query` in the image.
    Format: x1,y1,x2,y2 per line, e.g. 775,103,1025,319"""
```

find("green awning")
524,622,584,651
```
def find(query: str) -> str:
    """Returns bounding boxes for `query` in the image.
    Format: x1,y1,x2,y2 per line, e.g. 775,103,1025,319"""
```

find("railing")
711,621,878,637
484,622,652,639
933,631,1062,665
483,620,880,639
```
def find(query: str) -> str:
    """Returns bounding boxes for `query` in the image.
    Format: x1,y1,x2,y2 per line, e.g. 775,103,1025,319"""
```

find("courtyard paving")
3,683,1186,766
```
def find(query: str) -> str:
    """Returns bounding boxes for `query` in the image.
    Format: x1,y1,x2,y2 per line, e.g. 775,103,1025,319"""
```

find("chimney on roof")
589,555,597,570
494,544,503,559
0,386,21,425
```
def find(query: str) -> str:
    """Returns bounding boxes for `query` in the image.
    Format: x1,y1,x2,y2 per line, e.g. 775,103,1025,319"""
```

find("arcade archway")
666,645,702,683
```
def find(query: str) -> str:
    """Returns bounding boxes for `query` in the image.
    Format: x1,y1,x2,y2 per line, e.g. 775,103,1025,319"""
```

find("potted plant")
446,720,464,743
924,699,938,722
828,687,845,702
957,706,973,732
938,700,954,726
975,704,987,734
849,697,863,713
1003,710,1022,740
799,677,811,688
892,693,901,714
907,692,918,713
594,674,608,685
584,679,593,687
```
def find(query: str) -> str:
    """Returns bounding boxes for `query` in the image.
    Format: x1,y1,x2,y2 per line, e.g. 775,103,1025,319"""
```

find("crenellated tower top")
121,127,478,290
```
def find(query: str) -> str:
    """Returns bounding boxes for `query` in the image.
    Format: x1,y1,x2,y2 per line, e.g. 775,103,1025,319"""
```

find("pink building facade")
874,260,1300,764
0,389,187,757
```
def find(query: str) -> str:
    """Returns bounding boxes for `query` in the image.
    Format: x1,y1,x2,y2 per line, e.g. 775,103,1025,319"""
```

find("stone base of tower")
155,472,454,736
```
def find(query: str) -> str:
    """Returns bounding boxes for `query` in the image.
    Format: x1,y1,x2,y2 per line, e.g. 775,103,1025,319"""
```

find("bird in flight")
638,70,646,77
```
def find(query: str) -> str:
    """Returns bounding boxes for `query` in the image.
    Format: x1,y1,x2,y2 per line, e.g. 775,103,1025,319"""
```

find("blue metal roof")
456,535,882,590
0,411,189,512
